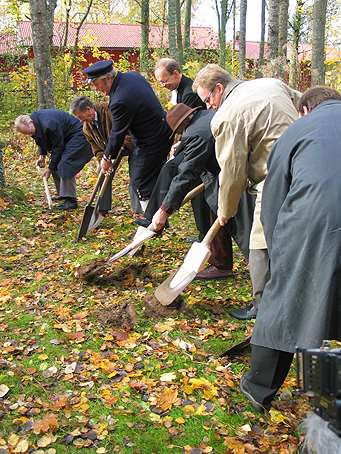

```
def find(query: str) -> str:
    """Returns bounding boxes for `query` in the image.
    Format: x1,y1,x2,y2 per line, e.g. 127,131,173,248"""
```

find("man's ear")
299,105,310,117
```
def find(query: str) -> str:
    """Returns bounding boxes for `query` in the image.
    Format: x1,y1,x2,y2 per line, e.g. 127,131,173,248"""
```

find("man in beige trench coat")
192,64,301,319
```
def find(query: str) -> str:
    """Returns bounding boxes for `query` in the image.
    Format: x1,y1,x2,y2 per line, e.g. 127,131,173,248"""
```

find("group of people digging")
14,58,341,413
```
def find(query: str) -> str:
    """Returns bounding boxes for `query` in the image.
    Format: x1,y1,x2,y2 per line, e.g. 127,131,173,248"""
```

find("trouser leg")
208,211,233,270
191,192,212,240
143,154,183,221
59,177,77,199
98,172,113,212
249,249,270,307
128,183,143,214
52,171,61,195
244,345,294,405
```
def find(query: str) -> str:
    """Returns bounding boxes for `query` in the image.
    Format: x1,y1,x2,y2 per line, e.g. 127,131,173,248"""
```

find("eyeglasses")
202,85,217,104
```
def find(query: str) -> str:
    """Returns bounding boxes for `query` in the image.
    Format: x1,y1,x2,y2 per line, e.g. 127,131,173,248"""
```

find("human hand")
100,157,113,175
43,168,51,179
36,155,46,168
152,208,169,231
218,212,228,226
169,141,181,159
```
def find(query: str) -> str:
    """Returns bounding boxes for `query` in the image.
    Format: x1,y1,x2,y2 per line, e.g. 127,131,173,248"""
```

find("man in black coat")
152,58,233,279
240,87,341,413
14,110,92,210
84,60,172,212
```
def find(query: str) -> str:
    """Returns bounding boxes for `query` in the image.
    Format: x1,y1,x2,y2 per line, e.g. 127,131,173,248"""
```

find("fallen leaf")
13,439,29,453
0,384,9,397
37,434,57,448
33,414,58,434
160,372,177,383
157,387,178,411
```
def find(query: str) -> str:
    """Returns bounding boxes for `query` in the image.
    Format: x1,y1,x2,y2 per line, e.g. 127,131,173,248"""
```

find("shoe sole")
240,377,268,413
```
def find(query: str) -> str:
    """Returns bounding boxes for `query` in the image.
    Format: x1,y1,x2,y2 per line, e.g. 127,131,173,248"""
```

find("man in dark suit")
14,110,92,210
83,60,172,212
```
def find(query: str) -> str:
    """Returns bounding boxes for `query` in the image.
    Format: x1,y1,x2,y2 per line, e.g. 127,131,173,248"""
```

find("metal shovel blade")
108,226,156,262
155,242,211,306
77,205,95,240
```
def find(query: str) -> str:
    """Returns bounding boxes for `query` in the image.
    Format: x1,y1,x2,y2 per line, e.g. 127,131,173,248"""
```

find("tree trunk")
46,0,57,47
258,0,266,72
232,0,236,68
215,0,233,68
0,148,5,188
239,0,247,78
175,0,183,65
140,0,150,73
289,0,304,89
168,0,178,60
29,0,55,108
183,0,191,52
70,0,94,73
311,0,328,85
268,0,279,59
278,0,289,58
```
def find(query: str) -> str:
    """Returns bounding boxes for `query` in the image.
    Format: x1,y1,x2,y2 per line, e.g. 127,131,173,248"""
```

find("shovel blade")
109,227,156,262
77,205,95,241
155,270,198,306
154,242,211,306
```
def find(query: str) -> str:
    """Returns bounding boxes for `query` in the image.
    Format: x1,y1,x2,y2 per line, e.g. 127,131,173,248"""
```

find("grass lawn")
0,142,310,453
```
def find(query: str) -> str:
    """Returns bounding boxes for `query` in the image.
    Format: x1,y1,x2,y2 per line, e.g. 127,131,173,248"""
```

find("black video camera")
296,344,341,436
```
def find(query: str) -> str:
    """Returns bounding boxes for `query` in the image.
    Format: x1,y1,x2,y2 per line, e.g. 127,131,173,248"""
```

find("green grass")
0,147,308,453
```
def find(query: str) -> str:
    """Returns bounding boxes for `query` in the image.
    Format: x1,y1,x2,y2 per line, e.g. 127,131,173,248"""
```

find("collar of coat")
220,80,243,107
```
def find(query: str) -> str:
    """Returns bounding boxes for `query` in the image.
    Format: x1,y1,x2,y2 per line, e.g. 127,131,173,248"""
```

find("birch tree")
311,0,328,85
239,0,247,78
268,0,279,59
140,0,150,73
29,0,55,108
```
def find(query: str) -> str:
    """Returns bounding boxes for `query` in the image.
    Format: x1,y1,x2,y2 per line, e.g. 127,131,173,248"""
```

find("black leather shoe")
51,195,63,201
229,303,257,320
194,265,233,281
57,198,78,210
240,375,269,413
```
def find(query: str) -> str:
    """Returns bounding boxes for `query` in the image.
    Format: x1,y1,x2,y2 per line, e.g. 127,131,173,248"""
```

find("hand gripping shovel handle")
127,183,205,258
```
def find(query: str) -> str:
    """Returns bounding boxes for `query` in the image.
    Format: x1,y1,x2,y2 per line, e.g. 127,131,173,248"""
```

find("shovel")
154,218,221,306
77,150,123,240
36,166,53,210
110,183,205,261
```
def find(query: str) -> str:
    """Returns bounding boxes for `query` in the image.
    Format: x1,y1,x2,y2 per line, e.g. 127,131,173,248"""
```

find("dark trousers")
143,152,233,270
244,344,294,405
208,211,233,270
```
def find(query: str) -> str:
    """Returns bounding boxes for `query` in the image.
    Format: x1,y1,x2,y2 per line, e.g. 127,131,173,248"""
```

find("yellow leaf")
37,434,57,448
96,449,107,454
160,372,177,383
157,387,178,411
269,408,288,424
14,439,29,453
175,417,185,424
8,433,20,447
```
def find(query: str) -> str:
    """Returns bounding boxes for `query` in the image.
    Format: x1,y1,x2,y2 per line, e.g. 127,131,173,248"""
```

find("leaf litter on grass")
0,145,311,453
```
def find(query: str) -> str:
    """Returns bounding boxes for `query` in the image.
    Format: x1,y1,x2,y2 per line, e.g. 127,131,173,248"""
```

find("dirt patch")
75,263,151,287
96,302,137,330
143,295,187,318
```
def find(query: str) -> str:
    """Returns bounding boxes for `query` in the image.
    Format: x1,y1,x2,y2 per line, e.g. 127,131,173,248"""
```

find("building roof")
17,21,218,50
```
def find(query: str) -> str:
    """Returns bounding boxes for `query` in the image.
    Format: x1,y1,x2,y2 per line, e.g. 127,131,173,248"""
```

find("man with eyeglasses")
150,58,234,281
193,64,301,320
83,60,172,212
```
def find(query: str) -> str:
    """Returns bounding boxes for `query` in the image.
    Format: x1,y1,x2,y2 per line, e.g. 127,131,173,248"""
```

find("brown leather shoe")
194,265,233,281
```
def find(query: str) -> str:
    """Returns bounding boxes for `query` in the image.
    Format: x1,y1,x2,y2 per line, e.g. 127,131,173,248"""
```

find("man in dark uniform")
83,60,172,212
240,87,341,413
152,58,233,280
14,110,92,210
70,96,141,220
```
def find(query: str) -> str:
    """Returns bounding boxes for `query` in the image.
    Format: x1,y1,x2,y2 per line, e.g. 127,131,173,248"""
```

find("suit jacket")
83,102,134,161
161,109,219,213
176,75,206,109
105,71,172,159
31,109,92,178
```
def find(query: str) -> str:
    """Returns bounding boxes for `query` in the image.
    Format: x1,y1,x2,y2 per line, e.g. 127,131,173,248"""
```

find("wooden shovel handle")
93,149,124,208
181,183,204,205
202,218,221,247
88,171,104,206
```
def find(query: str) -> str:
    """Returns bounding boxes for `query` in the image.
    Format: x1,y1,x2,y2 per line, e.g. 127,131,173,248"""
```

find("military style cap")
84,60,113,82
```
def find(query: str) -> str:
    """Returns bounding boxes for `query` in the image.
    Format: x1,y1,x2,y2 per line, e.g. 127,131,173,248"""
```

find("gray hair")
14,114,32,130
155,57,181,74
70,96,95,114
192,64,234,92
